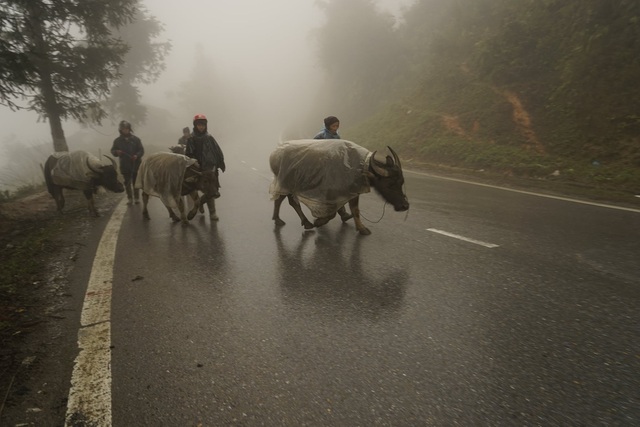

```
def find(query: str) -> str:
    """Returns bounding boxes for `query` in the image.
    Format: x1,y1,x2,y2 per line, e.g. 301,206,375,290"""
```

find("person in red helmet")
110,120,144,205
185,114,225,220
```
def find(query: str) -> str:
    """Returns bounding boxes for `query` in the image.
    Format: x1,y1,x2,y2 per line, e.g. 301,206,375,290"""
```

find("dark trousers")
124,172,139,200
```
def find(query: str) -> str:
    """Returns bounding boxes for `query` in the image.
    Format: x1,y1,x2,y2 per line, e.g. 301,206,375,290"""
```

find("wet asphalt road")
109,152,639,426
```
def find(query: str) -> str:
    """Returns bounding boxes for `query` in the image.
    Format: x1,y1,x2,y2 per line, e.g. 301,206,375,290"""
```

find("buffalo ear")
184,176,198,183
370,151,390,177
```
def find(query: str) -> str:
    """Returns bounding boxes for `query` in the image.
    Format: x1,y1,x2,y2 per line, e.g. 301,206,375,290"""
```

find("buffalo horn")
388,146,401,168
103,154,116,169
86,157,101,174
370,151,390,177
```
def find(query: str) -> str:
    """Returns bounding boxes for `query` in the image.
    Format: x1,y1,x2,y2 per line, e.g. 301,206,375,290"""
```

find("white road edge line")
406,169,640,213
427,228,499,248
65,199,127,426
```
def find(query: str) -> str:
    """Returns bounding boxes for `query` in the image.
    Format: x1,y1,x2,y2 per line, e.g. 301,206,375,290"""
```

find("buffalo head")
368,147,409,212
191,167,220,201
86,155,125,193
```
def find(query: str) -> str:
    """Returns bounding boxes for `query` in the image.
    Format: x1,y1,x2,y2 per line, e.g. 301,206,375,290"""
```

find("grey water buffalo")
269,139,409,235
136,152,220,224
43,150,124,216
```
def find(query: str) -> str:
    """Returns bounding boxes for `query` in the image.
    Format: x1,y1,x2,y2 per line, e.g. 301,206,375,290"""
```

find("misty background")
0,0,410,191
2,0,638,196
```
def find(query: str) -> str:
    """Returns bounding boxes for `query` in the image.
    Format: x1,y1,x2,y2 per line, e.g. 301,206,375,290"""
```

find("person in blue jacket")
312,115,352,222
313,115,341,140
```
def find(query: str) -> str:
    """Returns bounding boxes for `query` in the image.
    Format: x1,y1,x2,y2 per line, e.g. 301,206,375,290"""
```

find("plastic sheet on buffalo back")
51,151,104,190
269,139,371,218
136,152,197,208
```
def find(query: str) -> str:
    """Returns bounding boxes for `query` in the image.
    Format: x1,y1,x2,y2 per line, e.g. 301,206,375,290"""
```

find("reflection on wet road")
110,162,639,426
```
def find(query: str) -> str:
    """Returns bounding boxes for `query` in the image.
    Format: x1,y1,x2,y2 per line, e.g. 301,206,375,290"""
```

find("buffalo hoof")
170,216,181,223
274,218,286,227
358,227,371,236
199,205,205,214
209,214,219,221
340,213,353,222
143,212,150,221
187,211,197,220
313,217,330,228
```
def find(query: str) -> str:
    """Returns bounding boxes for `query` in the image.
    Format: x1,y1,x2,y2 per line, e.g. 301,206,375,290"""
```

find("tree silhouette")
311,0,403,123
0,0,155,152
103,7,171,127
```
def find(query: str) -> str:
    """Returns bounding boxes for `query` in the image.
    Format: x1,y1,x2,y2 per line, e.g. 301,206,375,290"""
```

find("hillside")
309,0,640,199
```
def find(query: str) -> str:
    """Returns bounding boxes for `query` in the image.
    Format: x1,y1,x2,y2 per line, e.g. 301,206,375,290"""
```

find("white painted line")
406,169,640,213
65,199,127,426
427,228,499,248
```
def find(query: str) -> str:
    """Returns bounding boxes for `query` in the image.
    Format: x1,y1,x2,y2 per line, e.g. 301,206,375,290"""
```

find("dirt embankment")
0,190,97,425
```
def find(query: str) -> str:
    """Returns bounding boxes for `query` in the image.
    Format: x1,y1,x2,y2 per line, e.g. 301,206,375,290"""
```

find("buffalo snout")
394,196,409,212
395,202,409,212
113,183,125,193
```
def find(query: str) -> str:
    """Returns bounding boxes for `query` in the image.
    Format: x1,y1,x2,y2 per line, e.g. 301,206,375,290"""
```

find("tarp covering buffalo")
136,152,197,209
269,139,371,218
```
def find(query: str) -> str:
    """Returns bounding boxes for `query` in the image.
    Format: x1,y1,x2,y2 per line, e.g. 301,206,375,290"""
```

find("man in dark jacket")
110,120,144,204
185,113,225,220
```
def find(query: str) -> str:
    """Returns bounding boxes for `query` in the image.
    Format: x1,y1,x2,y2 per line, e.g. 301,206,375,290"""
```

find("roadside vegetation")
306,0,640,205
0,188,59,362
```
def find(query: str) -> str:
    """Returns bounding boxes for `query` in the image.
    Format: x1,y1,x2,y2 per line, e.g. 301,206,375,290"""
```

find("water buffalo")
269,139,409,235
43,150,124,216
136,152,220,224
169,145,185,155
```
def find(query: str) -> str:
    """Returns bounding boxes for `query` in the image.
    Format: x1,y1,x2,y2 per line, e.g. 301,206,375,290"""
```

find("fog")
0,0,411,189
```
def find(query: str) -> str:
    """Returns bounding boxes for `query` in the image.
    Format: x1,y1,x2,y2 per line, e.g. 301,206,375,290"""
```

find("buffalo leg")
84,190,98,217
142,192,151,220
187,191,200,220
338,205,353,222
349,196,370,235
175,196,188,224
165,200,181,223
272,195,287,226
287,195,314,229
53,187,65,213
313,212,337,228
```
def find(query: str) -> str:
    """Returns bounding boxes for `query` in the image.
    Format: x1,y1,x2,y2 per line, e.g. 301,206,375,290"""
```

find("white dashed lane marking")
427,228,499,248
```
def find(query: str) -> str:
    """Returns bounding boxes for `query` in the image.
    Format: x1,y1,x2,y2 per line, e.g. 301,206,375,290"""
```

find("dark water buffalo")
43,150,124,216
136,152,220,224
269,139,409,235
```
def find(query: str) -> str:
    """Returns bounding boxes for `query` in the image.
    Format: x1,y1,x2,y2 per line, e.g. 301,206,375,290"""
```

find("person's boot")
207,199,219,221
